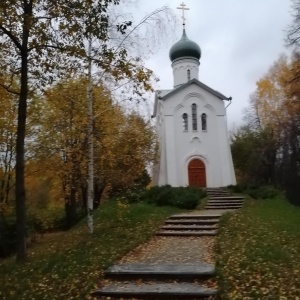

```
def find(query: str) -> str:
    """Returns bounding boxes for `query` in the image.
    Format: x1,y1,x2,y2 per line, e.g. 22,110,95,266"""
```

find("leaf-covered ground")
216,196,300,299
0,201,180,300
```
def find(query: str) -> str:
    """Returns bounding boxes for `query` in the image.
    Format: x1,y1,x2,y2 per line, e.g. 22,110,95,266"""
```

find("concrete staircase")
91,187,244,299
205,188,244,210
156,213,221,237
91,263,217,299
156,188,244,237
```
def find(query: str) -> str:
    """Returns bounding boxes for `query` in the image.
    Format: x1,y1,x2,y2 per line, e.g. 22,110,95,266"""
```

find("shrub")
122,186,147,204
0,205,66,258
227,184,280,199
143,185,206,209
246,185,279,199
0,213,16,257
27,206,65,233
227,184,247,193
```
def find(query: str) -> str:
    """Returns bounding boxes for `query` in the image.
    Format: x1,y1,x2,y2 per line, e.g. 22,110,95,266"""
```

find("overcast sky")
131,0,294,129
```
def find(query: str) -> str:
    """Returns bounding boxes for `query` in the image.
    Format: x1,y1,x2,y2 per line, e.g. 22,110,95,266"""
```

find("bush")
122,186,146,204
0,213,16,257
27,206,65,233
227,184,280,199
0,205,66,258
143,185,206,209
227,184,247,193
246,185,279,199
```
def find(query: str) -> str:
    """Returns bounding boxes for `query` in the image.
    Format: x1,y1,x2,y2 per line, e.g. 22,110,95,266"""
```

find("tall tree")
0,78,17,205
1,0,175,260
0,0,142,262
232,53,300,204
32,78,156,226
286,0,300,47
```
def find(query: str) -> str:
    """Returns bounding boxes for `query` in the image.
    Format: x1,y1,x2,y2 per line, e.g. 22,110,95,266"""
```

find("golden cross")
177,2,190,26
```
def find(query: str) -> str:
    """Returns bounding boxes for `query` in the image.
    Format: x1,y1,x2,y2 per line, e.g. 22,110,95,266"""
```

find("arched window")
192,104,197,130
182,113,188,131
201,113,207,131
187,69,191,81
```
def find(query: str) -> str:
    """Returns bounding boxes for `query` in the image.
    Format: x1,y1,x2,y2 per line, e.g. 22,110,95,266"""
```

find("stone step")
169,214,222,219
207,202,243,206
206,192,227,195
206,202,243,206
165,219,220,225
156,230,217,237
208,201,243,204
207,194,230,197
205,205,241,210
104,264,215,280
161,225,218,231
208,196,244,200
207,199,244,202
91,281,217,299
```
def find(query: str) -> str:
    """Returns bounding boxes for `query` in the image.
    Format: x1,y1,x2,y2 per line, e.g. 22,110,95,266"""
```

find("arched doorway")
188,159,207,188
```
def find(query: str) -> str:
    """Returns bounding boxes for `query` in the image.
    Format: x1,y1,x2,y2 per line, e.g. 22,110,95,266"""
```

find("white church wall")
215,117,237,186
164,115,178,186
172,57,199,87
157,105,168,186
159,84,228,187
153,74,236,187
154,84,236,187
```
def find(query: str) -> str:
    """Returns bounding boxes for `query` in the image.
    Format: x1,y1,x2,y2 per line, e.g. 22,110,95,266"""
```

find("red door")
188,159,207,188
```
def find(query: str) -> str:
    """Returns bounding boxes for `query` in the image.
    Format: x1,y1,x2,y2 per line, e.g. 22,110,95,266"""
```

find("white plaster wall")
155,83,236,187
215,117,237,186
172,57,200,87
157,103,168,186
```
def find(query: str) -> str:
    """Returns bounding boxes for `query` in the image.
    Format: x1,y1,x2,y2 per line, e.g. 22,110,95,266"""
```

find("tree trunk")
87,39,94,234
15,2,31,262
15,52,28,262
64,186,77,229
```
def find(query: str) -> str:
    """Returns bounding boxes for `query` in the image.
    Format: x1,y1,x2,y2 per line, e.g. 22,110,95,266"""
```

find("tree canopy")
231,53,300,205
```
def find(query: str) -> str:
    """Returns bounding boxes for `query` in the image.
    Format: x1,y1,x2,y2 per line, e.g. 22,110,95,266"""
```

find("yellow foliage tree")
238,52,300,203
28,77,156,227
0,78,17,205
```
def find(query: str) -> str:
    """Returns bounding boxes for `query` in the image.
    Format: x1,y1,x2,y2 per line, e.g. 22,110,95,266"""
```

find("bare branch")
0,25,22,50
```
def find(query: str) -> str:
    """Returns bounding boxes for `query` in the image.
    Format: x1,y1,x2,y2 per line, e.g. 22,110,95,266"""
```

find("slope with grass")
0,201,180,300
216,196,300,299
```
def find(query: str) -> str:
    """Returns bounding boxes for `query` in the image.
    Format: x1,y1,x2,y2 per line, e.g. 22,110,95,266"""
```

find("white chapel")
152,4,236,188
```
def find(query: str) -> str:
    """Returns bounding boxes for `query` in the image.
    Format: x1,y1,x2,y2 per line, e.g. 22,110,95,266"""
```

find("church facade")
152,28,236,188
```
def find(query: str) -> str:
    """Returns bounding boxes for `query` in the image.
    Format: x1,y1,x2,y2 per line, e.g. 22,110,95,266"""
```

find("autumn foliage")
231,53,300,205
216,196,300,299
0,76,157,256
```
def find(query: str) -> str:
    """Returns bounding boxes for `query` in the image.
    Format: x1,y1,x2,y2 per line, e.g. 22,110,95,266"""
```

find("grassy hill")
216,195,300,299
0,200,180,300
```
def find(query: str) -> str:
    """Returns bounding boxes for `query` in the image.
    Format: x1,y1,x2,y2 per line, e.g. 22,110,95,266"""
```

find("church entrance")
188,159,207,188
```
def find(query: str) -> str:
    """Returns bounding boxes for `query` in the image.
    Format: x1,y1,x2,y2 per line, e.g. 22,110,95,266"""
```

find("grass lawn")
0,201,180,300
216,195,300,299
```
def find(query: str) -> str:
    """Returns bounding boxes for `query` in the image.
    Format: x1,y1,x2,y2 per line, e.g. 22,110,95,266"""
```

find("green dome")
169,29,201,62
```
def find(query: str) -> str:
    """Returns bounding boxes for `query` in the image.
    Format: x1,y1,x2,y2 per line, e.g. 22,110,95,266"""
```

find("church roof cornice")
161,79,231,101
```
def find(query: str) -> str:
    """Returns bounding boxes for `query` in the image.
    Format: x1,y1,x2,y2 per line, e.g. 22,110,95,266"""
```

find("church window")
201,113,207,131
187,69,191,81
192,104,197,130
182,113,188,131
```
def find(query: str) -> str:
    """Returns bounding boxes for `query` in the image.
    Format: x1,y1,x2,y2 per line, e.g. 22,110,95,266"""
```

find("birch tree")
0,0,145,262
0,0,176,260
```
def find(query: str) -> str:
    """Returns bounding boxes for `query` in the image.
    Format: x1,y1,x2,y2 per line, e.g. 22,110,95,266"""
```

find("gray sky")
133,0,293,129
